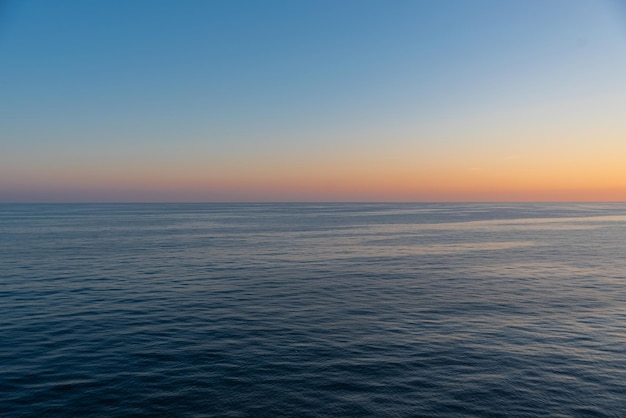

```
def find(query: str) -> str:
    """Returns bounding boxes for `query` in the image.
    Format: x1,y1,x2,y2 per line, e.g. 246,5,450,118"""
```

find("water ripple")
2,203,626,417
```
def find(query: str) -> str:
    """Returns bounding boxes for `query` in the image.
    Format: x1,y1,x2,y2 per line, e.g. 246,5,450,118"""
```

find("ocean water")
2,203,626,417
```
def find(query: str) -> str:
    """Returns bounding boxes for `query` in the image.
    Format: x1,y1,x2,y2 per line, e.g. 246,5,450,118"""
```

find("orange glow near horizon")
3,89,625,202
4,147,624,201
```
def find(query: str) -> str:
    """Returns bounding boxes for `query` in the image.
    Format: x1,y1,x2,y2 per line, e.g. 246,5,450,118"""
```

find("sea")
1,203,626,417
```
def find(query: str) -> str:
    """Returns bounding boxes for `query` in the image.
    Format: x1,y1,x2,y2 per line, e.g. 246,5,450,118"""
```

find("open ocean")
2,203,626,417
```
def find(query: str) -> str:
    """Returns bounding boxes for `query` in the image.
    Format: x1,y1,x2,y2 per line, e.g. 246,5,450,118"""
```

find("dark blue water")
2,203,626,417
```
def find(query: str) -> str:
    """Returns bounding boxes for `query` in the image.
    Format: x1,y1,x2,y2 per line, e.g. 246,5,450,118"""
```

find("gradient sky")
2,0,626,202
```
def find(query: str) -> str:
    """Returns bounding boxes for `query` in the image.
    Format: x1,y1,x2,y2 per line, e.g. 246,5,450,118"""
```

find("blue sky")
2,0,626,201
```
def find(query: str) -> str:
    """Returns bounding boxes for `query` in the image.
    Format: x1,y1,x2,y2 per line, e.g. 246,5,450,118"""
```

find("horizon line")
1,200,625,205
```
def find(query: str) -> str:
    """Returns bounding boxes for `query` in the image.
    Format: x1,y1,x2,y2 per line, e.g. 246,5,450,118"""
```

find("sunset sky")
2,0,626,202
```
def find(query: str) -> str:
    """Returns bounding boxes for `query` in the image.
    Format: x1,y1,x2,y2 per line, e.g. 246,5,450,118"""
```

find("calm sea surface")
2,203,626,417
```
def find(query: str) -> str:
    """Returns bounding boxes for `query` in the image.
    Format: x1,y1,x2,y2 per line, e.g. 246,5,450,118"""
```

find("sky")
1,0,626,202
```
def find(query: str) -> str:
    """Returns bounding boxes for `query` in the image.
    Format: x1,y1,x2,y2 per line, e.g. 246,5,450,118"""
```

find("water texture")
1,203,626,417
